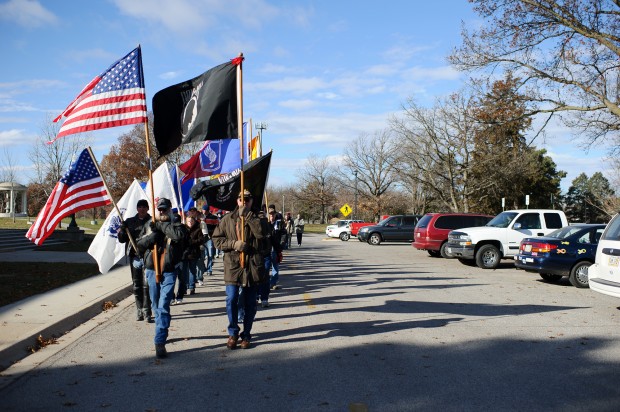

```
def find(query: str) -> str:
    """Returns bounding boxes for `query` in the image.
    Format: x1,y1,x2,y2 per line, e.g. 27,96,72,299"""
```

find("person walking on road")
258,208,284,307
137,197,188,359
201,205,219,277
294,213,305,246
285,212,294,249
182,215,203,296
118,199,152,322
212,190,268,350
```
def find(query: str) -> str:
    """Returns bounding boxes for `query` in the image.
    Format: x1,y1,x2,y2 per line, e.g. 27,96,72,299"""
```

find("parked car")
357,215,422,245
587,215,620,298
413,213,493,258
447,209,568,269
325,220,363,240
514,224,605,288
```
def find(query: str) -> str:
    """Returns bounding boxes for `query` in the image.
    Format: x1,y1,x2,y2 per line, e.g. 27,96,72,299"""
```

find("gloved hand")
149,221,158,232
277,252,283,263
233,240,247,252
120,222,127,231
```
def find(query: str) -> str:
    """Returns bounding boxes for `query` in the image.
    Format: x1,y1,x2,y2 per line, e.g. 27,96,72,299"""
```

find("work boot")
226,335,238,350
155,344,167,358
143,309,153,323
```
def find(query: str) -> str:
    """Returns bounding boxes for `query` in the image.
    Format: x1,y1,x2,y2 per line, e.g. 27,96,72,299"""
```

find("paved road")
2,234,620,411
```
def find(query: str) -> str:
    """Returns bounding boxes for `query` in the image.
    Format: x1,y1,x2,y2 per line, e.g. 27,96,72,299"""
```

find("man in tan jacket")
212,189,268,349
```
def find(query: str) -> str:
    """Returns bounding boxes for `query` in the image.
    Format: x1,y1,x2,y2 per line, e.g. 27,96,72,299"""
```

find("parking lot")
2,234,620,411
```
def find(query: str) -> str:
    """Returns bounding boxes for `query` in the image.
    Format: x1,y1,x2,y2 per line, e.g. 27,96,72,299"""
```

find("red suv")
413,213,493,258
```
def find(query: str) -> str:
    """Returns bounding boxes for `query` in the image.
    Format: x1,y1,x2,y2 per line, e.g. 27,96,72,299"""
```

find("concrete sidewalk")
0,251,131,371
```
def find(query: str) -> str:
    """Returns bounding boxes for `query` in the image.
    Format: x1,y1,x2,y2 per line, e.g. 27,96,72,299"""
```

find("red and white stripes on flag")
26,148,111,245
50,46,147,143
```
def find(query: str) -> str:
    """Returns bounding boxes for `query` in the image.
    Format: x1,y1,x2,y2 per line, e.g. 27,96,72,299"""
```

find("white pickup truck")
446,209,569,269
325,220,363,241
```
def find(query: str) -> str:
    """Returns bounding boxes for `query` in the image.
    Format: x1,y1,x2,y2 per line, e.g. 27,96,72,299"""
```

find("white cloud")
279,99,316,110
159,71,183,80
0,0,57,28
403,65,461,82
0,128,35,146
252,76,327,94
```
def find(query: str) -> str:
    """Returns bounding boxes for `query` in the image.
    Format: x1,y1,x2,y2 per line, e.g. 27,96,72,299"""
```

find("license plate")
520,257,533,263
609,256,620,267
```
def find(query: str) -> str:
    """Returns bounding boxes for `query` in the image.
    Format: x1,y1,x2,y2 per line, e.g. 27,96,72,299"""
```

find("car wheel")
428,250,441,258
339,232,350,241
439,242,450,259
539,273,563,283
569,261,591,288
369,233,382,245
475,244,501,269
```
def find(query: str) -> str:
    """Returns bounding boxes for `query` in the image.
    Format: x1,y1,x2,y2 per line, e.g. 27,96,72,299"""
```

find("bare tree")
449,0,620,146
390,92,478,212
337,130,400,220
295,155,338,223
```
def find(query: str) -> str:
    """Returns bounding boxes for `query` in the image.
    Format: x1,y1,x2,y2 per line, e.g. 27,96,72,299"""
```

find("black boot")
136,308,144,321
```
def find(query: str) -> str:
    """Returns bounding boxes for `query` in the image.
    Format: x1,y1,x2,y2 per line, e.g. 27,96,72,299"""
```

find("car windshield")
376,217,391,226
486,212,518,228
416,215,433,229
545,226,585,239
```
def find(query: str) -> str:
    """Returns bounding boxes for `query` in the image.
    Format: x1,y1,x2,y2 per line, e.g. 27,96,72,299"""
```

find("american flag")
50,47,147,143
26,148,111,245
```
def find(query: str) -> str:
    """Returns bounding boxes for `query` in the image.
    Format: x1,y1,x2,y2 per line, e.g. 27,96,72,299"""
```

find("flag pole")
138,45,162,283
236,52,245,268
86,147,139,255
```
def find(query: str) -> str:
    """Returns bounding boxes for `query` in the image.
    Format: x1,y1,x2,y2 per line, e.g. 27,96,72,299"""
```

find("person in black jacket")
258,208,284,308
137,197,188,359
182,215,204,295
117,199,152,322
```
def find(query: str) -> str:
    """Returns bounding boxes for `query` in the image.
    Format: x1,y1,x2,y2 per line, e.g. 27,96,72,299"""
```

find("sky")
0,0,611,192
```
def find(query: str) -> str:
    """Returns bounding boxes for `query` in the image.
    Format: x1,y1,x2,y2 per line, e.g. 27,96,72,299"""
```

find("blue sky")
0,0,610,190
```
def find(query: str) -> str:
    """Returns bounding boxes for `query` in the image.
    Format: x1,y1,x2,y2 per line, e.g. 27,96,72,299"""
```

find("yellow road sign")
340,203,352,217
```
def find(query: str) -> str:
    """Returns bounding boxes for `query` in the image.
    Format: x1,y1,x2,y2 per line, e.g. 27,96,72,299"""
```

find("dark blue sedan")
514,224,606,288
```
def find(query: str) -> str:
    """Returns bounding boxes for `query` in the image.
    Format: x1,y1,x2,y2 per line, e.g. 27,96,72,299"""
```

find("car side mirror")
513,223,522,230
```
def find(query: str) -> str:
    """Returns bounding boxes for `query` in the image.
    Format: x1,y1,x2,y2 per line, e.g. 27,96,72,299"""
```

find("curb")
0,284,131,372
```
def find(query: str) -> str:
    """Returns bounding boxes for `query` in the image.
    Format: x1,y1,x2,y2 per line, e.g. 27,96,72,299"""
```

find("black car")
514,224,606,288
357,215,422,245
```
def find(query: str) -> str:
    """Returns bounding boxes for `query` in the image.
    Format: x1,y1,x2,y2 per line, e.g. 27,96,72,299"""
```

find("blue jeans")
145,268,177,345
268,250,279,287
203,239,215,273
225,284,257,340
182,259,198,290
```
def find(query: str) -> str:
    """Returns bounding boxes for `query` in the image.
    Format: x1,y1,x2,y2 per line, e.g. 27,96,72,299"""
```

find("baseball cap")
238,189,253,199
156,198,172,210
137,199,148,208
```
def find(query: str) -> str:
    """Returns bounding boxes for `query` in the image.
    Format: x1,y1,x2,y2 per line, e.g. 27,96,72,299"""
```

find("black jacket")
137,215,188,272
117,213,151,257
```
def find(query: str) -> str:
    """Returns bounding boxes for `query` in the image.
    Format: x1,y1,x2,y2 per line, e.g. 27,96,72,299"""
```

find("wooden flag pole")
236,53,245,268
144,119,162,283
86,147,139,255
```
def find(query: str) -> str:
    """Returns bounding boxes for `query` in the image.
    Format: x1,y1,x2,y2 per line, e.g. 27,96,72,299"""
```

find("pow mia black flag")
152,59,240,157
190,151,272,212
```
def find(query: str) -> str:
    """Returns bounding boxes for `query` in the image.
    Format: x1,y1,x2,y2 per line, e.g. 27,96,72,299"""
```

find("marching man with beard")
212,189,268,350
137,198,188,359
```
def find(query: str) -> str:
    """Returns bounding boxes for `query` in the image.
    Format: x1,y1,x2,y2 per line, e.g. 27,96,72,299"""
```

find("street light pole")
354,170,358,220
256,122,267,157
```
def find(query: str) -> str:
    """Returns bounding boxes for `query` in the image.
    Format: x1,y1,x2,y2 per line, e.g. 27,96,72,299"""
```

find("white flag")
88,180,148,274
145,161,183,212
